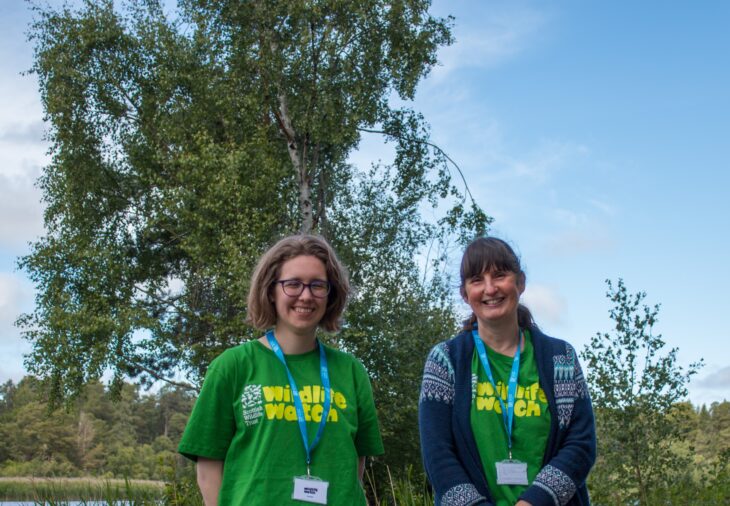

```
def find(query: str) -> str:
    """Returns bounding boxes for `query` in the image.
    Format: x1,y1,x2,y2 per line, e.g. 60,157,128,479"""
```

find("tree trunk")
276,92,313,233
634,451,648,505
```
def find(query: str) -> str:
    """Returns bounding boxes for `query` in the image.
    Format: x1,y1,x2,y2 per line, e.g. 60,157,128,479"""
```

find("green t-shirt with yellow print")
470,330,551,506
179,340,384,506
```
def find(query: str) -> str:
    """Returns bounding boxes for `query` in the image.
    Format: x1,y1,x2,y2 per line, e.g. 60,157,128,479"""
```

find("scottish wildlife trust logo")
241,384,264,426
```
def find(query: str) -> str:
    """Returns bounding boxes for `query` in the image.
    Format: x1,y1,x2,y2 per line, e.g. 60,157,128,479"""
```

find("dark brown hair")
246,235,350,332
460,236,537,331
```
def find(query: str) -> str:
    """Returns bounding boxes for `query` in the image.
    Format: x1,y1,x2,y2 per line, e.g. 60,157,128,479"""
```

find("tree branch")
121,356,198,392
358,128,478,206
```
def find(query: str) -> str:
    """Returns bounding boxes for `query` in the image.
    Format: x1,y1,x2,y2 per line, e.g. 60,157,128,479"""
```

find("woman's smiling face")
273,255,328,338
462,268,525,326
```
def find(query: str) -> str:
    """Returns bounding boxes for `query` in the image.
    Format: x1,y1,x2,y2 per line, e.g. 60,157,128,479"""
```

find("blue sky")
1,1,728,405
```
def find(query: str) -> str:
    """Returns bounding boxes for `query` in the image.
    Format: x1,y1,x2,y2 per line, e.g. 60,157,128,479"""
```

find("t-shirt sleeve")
178,351,238,461
352,359,385,457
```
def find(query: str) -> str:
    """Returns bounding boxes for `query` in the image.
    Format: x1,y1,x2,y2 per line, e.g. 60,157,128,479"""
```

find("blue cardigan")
418,327,596,506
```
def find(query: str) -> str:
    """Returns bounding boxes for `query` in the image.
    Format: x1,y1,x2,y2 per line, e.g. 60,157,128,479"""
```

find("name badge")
293,476,329,504
496,460,528,485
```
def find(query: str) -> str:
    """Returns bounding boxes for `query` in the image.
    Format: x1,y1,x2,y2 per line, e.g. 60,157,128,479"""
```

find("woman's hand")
515,501,533,506
197,457,223,506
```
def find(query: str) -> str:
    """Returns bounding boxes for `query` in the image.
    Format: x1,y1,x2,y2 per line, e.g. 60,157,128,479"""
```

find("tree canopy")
20,0,490,474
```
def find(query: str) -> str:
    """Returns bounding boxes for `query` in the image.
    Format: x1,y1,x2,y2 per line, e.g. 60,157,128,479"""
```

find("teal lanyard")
266,330,331,474
472,328,522,459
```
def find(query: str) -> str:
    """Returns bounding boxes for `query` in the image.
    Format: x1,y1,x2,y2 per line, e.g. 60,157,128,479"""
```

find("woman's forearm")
358,456,366,481
197,457,223,506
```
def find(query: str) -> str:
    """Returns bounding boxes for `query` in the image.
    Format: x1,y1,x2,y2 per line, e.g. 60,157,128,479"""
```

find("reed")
1,469,432,505
365,465,433,506
0,477,164,503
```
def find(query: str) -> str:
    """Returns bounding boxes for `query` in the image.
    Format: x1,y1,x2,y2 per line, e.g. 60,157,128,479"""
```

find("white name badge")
293,476,329,504
496,460,529,485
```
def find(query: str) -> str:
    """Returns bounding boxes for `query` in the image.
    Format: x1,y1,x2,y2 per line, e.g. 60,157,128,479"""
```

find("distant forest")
0,377,194,480
0,376,728,486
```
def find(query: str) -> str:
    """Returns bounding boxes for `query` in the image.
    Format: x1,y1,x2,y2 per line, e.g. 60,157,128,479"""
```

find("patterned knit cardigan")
418,327,596,506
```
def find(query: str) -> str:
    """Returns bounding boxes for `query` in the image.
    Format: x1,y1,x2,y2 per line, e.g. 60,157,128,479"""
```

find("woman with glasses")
179,234,384,505
419,237,595,506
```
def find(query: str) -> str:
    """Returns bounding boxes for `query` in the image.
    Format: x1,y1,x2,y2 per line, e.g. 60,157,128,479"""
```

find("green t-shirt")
470,330,551,506
178,340,384,506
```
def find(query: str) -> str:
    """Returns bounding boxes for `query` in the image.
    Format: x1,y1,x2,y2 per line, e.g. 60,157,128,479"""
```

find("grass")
0,477,165,503
0,467,430,505
365,466,433,506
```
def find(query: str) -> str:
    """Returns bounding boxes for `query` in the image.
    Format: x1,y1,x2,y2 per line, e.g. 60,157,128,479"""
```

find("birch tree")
20,0,490,473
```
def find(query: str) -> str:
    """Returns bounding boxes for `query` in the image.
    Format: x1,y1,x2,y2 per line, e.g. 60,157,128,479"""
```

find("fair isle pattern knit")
470,373,478,403
442,483,486,506
552,345,588,429
533,464,577,506
420,342,455,404
420,329,595,506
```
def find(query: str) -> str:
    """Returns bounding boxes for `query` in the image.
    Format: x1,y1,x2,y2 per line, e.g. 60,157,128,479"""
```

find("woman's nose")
483,278,498,294
298,286,315,299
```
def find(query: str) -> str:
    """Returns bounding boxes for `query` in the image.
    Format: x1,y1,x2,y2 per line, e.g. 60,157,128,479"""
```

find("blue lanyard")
472,328,521,458
266,330,331,474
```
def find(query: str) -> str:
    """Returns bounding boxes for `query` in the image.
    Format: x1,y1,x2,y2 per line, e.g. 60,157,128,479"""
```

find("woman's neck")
476,319,522,356
259,326,318,355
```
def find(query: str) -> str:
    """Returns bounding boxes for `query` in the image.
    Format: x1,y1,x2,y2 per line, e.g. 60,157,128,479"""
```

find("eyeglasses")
275,279,331,298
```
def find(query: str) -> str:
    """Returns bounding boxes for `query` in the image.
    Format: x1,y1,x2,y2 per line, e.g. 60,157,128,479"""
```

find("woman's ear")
517,272,526,294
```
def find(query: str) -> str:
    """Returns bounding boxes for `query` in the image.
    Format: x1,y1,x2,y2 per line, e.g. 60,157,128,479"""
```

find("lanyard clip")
307,463,311,477
508,449,513,460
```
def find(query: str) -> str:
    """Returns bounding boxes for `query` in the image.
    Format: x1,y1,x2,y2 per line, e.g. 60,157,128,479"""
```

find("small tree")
581,279,702,505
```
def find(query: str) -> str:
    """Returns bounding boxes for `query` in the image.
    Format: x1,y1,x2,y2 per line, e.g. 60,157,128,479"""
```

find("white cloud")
0,272,34,381
509,141,589,182
521,283,566,326
0,169,45,252
544,229,615,256
552,208,588,228
0,76,45,137
688,383,729,406
466,139,590,189
695,365,730,390
0,120,48,180
0,120,46,144
0,60,48,253
430,4,547,81
587,198,617,217
0,342,30,384
0,273,33,334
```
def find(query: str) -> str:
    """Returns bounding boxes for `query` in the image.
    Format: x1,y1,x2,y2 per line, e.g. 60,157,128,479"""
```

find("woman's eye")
284,281,302,289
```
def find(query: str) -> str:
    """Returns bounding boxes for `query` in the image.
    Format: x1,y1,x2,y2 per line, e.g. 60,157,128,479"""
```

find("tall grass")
1,467,431,505
161,465,431,506
0,477,164,504
365,466,433,506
